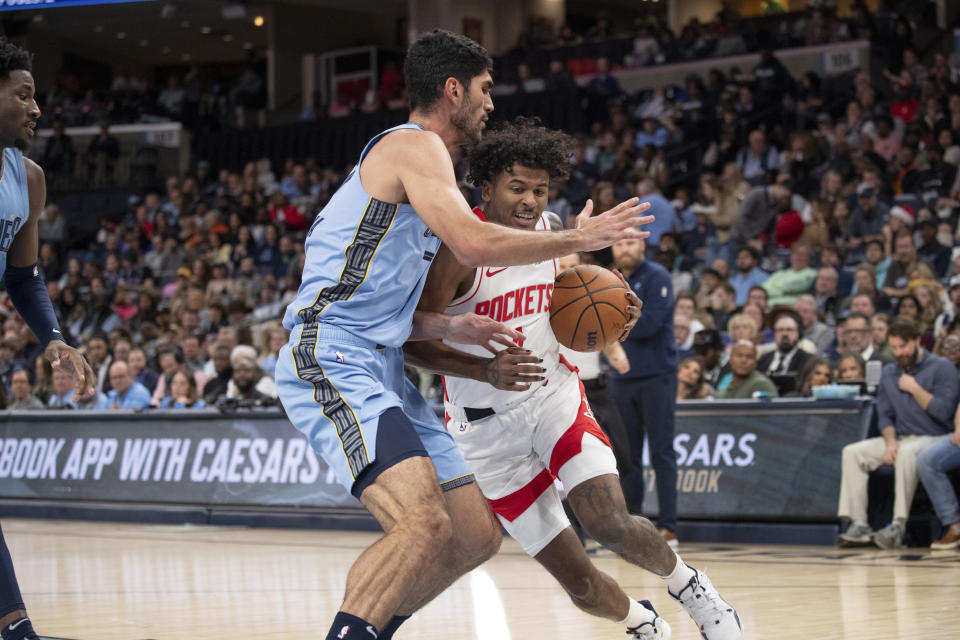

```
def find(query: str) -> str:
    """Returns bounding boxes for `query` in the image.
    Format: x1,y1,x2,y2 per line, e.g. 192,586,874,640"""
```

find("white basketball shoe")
627,600,671,639
669,567,742,639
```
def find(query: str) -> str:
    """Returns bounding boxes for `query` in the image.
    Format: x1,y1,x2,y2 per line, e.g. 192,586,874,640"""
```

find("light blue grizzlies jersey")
282,123,442,347
0,148,29,279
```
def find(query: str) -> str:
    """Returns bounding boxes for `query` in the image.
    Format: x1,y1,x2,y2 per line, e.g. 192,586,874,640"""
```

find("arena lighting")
253,14,263,27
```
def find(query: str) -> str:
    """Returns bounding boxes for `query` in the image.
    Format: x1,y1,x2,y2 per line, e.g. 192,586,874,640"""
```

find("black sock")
326,612,379,640
378,615,410,639
1,617,37,640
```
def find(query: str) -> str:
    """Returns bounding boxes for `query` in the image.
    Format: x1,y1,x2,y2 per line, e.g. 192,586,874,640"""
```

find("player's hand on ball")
45,339,95,399
484,347,545,391
449,313,523,354
574,197,654,251
611,269,642,341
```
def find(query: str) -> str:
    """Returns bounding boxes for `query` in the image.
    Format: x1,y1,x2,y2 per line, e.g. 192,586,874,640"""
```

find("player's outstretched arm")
5,159,94,398
395,132,654,267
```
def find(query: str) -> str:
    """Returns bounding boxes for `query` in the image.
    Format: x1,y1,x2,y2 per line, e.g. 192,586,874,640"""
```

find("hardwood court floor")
4,518,959,639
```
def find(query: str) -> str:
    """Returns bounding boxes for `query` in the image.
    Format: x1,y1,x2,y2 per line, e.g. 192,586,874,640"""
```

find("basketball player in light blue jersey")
0,38,96,640
276,29,654,640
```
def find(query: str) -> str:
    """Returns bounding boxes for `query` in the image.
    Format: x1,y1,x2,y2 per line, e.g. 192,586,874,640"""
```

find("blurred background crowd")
1,0,959,415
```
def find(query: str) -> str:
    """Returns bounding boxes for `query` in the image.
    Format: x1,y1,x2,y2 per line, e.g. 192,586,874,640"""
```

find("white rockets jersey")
443,209,565,410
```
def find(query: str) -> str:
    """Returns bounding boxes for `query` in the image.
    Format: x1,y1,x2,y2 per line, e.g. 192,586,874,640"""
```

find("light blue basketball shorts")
275,322,474,497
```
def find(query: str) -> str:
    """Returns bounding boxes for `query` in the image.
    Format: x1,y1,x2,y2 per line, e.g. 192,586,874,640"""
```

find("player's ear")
481,180,492,203
444,77,461,103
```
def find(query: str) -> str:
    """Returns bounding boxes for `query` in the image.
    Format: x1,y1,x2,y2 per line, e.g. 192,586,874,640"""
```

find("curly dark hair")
467,117,573,187
405,29,492,113
0,37,31,82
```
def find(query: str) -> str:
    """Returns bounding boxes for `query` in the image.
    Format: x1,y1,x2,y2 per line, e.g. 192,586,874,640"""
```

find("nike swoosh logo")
485,267,508,277
366,625,378,638
8,619,27,631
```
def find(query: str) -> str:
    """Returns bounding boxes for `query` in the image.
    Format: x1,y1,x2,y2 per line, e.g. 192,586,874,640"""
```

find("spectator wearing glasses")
844,312,892,364
758,309,810,396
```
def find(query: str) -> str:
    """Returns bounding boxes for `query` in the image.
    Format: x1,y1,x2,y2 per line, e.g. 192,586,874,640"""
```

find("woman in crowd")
837,353,866,382
914,282,943,335
872,313,893,359
726,313,760,349
677,357,712,400
790,356,834,397
159,369,206,409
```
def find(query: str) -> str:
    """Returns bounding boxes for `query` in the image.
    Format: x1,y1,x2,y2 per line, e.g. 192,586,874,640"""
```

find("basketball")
550,264,631,352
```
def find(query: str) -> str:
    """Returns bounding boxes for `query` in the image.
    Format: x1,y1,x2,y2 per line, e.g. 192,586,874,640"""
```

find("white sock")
618,598,655,628
662,551,696,594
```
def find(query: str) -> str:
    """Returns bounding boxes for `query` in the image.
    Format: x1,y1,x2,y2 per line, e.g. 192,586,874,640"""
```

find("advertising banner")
0,400,868,522
641,399,867,520
0,410,359,509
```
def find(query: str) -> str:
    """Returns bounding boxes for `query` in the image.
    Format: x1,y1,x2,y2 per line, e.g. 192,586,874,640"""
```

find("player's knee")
563,572,604,611
582,511,633,550
404,502,453,547
477,518,502,560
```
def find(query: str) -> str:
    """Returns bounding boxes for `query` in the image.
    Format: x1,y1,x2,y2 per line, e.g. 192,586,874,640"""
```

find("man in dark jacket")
609,236,680,548
757,309,811,396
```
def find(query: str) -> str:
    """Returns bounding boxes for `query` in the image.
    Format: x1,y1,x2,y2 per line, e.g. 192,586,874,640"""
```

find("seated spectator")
883,233,929,300
729,247,768,306
726,313,758,350
47,368,102,409
693,329,724,388
709,283,737,331
789,356,834,397
871,313,894,360
794,294,834,354
934,333,960,372
836,353,866,383
128,348,159,393
85,335,112,394
202,343,233,404
731,180,793,253
747,285,769,311
737,129,781,186
224,345,277,402
677,357,711,400
812,267,842,326
916,413,960,549
843,312,892,364
837,318,958,549
675,290,709,333
758,310,810,395
100,361,152,410
259,327,288,374
674,313,695,362
158,369,206,410
764,243,816,307
846,184,889,258
8,369,43,410
716,340,779,399
917,218,951,278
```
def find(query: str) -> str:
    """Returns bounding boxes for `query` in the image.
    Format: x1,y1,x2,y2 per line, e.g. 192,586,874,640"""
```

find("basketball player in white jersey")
406,118,742,640
0,38,95,640
277,31,656,640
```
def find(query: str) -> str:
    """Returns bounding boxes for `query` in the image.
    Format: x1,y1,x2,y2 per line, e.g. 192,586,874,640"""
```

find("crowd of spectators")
39,62,266,131
1,2,958,546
